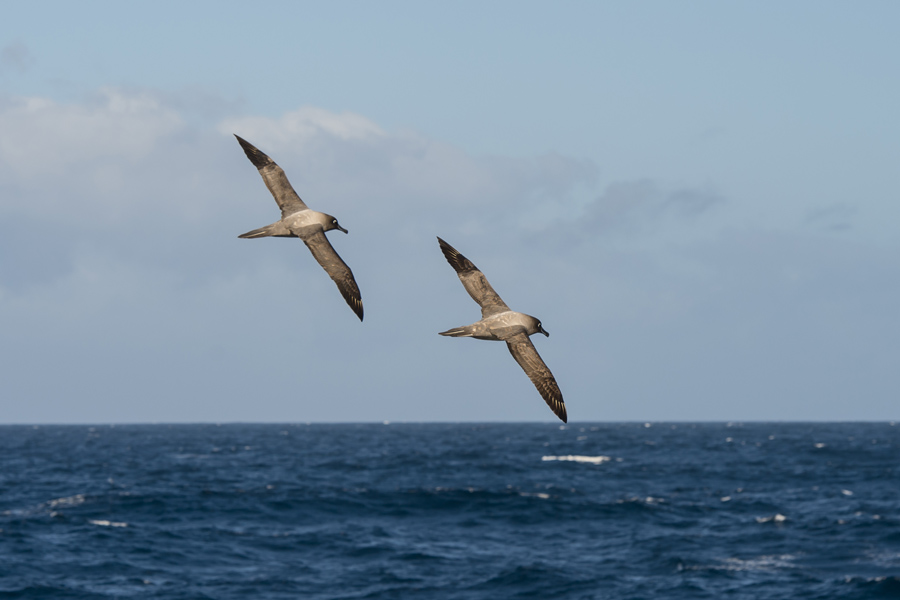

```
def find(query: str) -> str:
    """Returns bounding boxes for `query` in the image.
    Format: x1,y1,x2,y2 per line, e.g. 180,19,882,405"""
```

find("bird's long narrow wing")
300,228,364,321
437,237,510,318
506,332,567,423
235,135,308,218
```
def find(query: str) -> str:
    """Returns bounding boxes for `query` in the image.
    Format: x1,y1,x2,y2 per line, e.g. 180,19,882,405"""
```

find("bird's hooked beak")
336,224,349,234
540,325,550,337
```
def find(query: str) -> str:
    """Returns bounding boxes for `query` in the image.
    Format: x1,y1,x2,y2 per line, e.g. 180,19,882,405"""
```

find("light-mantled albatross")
436,237,567,422
234,135,363,321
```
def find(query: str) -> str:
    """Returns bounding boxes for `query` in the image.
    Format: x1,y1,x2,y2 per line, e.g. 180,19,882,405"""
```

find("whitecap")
695,554,796,572
519,492,551,499
756,514,787,523
46,494,86,508
90,519,128,527
542,455,611,464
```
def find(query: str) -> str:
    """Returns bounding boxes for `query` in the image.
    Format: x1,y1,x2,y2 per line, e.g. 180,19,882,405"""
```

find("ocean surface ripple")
1,422,898,599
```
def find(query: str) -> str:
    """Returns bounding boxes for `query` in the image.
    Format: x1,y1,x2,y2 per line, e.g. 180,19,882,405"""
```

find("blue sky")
1,1,898,423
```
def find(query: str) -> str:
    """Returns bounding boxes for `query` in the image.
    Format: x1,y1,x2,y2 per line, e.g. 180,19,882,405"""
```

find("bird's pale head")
322,214,348,234
527,315,549,337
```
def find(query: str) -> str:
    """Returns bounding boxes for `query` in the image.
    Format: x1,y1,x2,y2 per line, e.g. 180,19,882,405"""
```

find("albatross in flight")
234,135,363,321
436,237,567,422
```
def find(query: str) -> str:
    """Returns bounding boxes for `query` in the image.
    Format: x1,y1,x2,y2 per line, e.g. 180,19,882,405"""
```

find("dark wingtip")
557,399,568,423
349,298,364,322
554,401,568,423
234,134,273,169
436,236,477,274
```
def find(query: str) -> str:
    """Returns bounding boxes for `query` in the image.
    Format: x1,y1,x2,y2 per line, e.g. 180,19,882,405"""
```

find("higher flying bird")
436,237,567,422
234,135,363,321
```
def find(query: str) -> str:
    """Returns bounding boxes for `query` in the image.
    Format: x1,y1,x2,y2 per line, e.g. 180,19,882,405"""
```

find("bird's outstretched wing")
506,331,567,423
235,135,308,218
437,237,510,318
299,228,364,321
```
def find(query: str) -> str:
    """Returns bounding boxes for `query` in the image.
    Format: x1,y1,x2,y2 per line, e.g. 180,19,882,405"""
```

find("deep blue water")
1,422,898,599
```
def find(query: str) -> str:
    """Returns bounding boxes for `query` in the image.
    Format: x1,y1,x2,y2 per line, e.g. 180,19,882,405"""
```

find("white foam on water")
519,492,551,499
713,554,796,572
46,494,86,508
680,554,797,573
172,454,210,460
542,455,611,464
866,549,900,567
755,513,787,523
89,519,128,527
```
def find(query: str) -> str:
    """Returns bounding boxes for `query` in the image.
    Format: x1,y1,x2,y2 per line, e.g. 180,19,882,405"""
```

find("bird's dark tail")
438,326,476,337
238,224,280,239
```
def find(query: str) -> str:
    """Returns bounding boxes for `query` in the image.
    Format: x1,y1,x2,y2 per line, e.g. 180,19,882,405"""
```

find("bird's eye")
332,219,338,225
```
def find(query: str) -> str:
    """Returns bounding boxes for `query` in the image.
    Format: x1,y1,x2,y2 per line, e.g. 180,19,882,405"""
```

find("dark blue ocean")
1,423,898,599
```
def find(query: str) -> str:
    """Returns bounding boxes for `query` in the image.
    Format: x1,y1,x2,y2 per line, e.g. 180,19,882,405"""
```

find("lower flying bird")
234,135,363,321
436,237,567,422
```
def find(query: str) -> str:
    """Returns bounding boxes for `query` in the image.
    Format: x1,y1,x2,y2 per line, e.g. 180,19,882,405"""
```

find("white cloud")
221,106,384,145
219,107,599,232
1,88,898,423
580,179,724,235
0,88,182,179
804,202,856,232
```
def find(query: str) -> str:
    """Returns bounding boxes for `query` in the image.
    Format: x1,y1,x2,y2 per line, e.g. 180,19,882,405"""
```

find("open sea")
1,422,898,599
